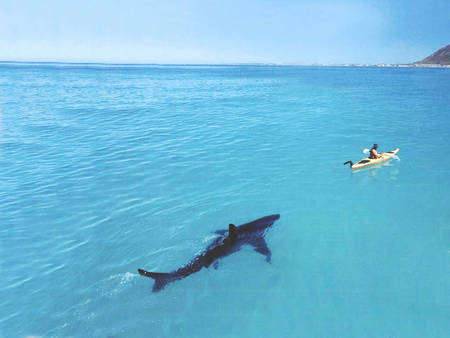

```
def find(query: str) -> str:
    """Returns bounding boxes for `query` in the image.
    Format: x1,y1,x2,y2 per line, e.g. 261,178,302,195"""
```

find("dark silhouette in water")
343,160,354,167
138,214,280,292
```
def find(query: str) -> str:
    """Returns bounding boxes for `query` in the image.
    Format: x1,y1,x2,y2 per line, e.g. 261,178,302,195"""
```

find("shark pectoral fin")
213,261,219,269
138,269,173,292
251,238,272,263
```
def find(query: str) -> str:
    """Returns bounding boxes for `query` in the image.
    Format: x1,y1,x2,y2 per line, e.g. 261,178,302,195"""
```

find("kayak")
344,148,400,169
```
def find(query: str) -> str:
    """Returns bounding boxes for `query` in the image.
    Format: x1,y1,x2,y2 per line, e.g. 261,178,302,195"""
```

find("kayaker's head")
372,144,378,150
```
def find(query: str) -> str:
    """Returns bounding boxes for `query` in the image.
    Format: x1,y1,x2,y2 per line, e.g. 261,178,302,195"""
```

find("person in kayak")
369,144,382,159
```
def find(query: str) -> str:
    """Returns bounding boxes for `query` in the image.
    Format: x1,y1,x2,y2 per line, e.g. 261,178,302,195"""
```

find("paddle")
363,148,400,161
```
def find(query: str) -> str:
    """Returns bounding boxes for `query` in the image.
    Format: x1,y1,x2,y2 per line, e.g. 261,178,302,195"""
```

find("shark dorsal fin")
228,224,237,238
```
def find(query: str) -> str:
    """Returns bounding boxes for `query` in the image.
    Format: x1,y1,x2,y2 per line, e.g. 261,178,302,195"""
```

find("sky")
0,0,448,64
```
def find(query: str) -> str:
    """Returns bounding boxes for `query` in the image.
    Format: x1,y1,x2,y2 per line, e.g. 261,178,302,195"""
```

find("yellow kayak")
344,148,400,169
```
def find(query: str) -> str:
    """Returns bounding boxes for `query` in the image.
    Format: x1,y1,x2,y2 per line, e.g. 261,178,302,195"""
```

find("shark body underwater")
138,214,280,292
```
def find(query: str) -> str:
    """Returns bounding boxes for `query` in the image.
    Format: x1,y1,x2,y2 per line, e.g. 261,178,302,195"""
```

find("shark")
138,214,280,292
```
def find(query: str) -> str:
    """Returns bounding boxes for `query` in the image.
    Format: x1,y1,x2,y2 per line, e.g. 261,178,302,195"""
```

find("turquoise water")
1,63,449,337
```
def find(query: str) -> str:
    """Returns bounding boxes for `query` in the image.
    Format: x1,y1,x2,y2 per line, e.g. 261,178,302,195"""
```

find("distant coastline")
0,60,449,68
303,63,450,68
2,44,449,69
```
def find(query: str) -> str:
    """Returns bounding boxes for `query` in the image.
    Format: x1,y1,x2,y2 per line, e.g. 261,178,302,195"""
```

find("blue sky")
0,0,448,64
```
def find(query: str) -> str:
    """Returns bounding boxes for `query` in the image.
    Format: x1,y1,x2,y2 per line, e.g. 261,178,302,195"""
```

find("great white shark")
138,214,280,292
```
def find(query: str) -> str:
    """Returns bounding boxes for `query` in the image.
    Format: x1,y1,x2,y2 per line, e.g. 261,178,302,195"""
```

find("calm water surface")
0,63,449,337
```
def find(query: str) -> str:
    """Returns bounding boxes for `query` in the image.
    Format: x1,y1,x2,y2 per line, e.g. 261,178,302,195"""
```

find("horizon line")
1,60,448,68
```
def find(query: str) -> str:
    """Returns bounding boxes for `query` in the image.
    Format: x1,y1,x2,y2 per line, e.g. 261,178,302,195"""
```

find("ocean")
0,63,449,337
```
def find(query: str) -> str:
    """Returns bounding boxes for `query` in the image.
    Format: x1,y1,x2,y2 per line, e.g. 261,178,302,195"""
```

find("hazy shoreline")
309,63,450,68
0,60,449,68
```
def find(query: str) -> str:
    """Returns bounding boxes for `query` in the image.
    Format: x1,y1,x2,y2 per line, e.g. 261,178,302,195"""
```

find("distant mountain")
415,45,450,65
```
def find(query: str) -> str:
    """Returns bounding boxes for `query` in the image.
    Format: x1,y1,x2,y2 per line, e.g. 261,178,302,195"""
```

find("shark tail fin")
138,269,173,292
